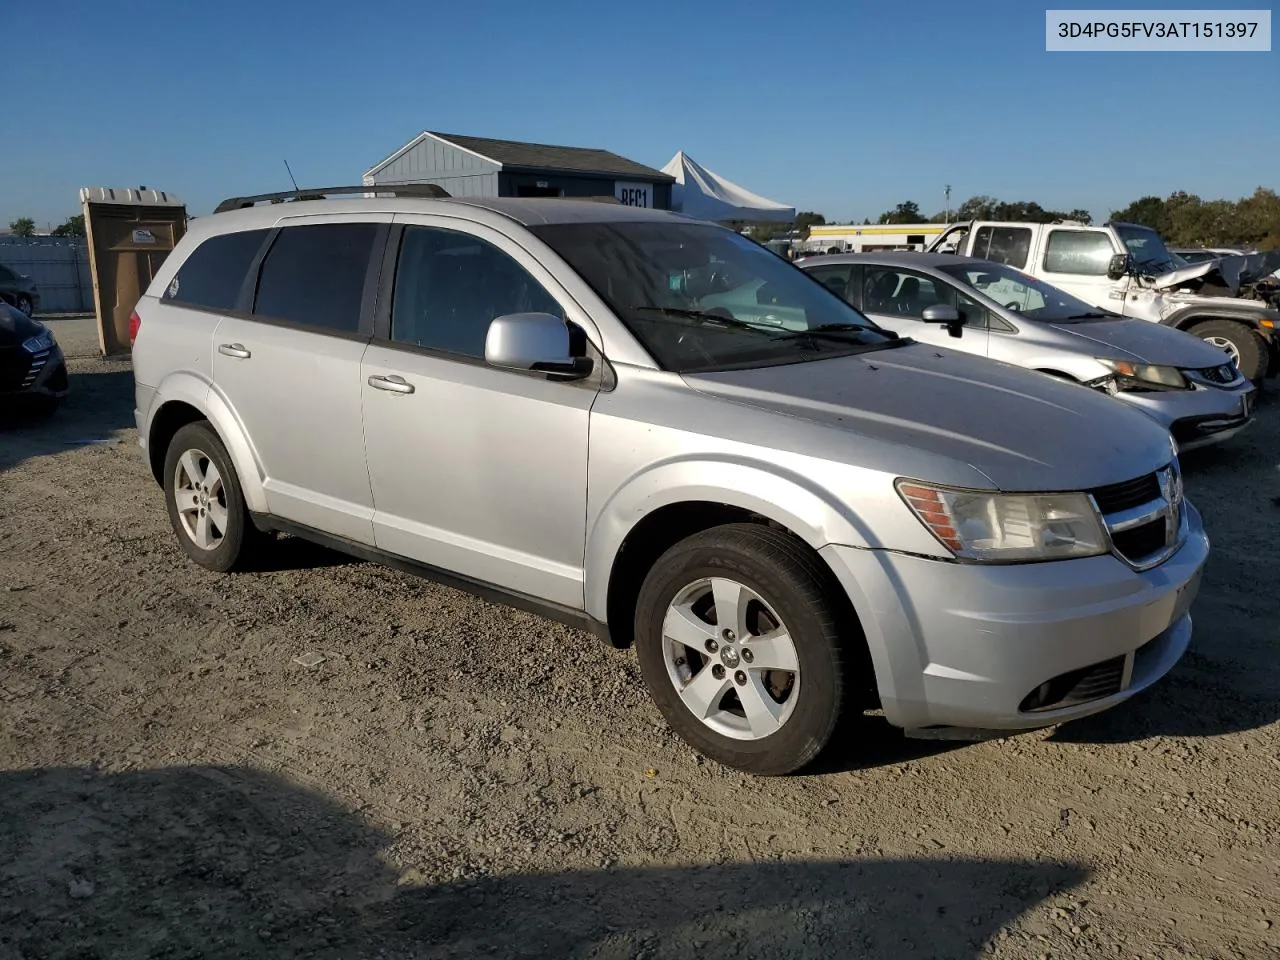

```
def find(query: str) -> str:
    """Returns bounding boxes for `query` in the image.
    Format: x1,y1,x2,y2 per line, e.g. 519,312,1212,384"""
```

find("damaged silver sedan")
800,253,1257,452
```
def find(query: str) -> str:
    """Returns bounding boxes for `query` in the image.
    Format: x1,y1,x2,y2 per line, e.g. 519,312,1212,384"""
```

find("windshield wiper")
632,306,768,333
773,322,880,342
1062,312,1111,319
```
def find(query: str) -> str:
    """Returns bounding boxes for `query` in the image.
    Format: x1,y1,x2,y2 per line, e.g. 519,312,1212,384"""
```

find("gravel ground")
1,321,1278,959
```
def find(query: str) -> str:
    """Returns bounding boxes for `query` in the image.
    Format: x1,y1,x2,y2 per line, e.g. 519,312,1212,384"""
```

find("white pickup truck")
928,220,1280,381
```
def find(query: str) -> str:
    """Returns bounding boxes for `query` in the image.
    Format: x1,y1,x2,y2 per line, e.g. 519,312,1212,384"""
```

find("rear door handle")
218,343,251,359
367,374,415,395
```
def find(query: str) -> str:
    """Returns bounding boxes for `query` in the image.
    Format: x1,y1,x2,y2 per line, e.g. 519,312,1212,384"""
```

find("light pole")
944,184,952,224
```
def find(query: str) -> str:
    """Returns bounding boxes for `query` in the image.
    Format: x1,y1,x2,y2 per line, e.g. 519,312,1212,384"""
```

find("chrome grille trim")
1088,462,1186,571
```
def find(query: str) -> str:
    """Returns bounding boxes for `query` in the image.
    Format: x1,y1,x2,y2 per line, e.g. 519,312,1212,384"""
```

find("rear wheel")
163,422,262,572
1188,319,1267,382
634,524,856,775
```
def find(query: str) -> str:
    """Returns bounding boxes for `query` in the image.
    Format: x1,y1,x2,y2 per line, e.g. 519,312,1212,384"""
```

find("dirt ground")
1,317,1278,959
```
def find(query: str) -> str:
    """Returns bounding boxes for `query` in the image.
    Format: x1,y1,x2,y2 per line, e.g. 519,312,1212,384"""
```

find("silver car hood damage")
684,345,1173,492
1147,250,1280,299
1045,318,1234,368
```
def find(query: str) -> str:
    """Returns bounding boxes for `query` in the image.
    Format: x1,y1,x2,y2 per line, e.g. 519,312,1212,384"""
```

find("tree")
788,211,825,240
1108,195,1170,235
8,217,35,237
877,200,922,224
50,214,85,237
956,195,999,221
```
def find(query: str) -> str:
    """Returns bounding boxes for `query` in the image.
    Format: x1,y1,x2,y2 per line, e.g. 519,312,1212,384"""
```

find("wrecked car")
929,220,1280,381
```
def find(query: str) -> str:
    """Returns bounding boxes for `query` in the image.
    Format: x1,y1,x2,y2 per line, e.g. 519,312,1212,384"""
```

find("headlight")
896,480,1108,562
21,330,55,354
1097,359,1187,389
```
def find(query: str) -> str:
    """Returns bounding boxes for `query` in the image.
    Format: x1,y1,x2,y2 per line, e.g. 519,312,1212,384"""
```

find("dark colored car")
0,302,68,414
0,262,40,316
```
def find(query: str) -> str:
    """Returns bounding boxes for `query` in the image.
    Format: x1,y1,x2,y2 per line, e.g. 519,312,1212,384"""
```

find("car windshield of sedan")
528,221,904,373
938,262,1113,323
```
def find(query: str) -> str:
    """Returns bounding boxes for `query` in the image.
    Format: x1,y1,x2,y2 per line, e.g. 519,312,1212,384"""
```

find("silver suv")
131,188,1209,775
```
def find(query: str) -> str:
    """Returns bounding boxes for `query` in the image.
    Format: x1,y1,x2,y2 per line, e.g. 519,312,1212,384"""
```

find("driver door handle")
218,343,251,359
368,374,415,395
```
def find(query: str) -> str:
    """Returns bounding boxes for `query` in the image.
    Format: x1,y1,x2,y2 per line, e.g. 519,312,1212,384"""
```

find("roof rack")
213,183,451,214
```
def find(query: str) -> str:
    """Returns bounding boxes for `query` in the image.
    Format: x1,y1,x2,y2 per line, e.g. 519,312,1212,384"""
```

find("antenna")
283,159,301,194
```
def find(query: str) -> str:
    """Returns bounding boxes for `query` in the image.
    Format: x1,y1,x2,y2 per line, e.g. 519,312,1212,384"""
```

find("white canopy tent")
661,151,795,225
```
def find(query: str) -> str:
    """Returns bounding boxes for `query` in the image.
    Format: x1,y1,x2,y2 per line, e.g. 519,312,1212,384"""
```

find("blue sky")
3,0,1276,227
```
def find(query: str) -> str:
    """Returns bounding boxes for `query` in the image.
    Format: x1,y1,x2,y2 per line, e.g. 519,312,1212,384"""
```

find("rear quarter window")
164,229,271,311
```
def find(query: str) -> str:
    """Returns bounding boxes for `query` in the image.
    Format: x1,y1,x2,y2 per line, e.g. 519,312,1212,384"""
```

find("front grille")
22,348,51,388
0,345,32,392
1090,473,1160,514
1020,654,1126,712
1111,519,1168,561
1196,363,1237,385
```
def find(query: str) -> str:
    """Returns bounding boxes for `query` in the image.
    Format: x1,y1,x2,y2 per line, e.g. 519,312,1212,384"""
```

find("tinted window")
862,267,947,319
804,263,854,300
969,226,1031,269
165,229,269,311
1043,230,1113,275
253,223,378,332
0,265,16,283
390,225,563,358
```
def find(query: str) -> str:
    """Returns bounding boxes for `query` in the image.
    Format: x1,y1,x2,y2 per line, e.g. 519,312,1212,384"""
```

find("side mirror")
1106,253,1132,281
921,303,966,338
485,313,593,379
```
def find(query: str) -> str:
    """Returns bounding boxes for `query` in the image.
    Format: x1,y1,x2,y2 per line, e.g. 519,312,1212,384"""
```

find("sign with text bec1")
614,181,653,207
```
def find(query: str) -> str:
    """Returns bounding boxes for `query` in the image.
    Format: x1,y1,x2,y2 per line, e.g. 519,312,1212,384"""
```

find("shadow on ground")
0,363,135,474
0,765,1087,960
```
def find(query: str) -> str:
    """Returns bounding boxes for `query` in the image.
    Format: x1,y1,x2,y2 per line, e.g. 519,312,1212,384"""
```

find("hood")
683,344,1173,492
1151,250,1280,294
1046,317,1233,368
0,302,42,345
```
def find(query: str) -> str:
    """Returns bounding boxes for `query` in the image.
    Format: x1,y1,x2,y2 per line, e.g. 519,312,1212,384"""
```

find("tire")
633,523,858,776
1188,319,1268,382
15,295,32,316
163,421,261,572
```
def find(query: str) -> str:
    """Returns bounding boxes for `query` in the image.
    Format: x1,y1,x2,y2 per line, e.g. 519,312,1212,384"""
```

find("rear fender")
149,372,268,514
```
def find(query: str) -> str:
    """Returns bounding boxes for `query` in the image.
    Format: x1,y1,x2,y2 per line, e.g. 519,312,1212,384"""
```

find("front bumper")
1113,381,1255,452
821,501,1209,735
0,343,68,398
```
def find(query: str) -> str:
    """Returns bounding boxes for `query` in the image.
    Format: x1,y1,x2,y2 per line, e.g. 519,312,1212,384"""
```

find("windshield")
938,261,1113,322
1114,224,1177,273
528,221,902,373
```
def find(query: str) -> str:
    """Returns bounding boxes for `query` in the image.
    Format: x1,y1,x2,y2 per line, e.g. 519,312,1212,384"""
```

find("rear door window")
164,229,270,311
252,223,379,333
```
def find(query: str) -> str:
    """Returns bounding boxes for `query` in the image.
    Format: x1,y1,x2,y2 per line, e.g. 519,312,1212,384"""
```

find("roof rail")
213,183,451,214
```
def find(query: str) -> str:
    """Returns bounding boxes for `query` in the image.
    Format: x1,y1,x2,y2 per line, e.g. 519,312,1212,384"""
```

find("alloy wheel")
661,577,800,740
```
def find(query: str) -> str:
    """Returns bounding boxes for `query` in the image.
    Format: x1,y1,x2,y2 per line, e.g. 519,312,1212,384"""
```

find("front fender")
148,371,268,514
1162,303,1280,342
583,455,884,622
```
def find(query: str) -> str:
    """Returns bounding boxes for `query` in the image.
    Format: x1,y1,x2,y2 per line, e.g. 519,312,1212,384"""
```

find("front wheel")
14,295,32,316
1188,319,1268,382
634,524,857,775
